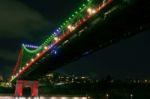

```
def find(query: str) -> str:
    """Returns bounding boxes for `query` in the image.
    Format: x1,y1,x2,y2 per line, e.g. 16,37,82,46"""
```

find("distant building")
39,72,96,85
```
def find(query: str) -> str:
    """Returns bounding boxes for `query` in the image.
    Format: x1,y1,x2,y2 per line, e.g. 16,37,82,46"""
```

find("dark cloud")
0,0,51,78
0,0,49,39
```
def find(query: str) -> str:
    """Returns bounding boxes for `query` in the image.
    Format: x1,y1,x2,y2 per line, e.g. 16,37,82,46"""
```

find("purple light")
56,29,60,32
23,44,39,49
53,32,56,35
48,44,54,50
52,28,61,36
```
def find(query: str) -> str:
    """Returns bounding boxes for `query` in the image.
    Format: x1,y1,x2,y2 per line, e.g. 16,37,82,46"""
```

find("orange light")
36,53,40,57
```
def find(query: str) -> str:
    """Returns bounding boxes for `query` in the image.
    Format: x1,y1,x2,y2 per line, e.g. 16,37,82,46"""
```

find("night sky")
0,0,150,79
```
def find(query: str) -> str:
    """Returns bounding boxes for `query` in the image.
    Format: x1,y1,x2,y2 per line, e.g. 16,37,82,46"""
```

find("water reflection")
0,96,87,99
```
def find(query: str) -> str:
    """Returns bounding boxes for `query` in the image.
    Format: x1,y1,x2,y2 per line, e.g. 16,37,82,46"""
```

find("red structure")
15,80,38,97
31,81,38,97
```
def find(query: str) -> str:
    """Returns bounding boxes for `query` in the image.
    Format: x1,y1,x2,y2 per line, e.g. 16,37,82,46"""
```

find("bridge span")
9,0,150,82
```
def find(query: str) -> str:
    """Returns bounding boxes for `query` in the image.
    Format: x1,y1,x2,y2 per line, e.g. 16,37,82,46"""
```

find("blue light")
48,44,53,49
52,28,61,37
56,29,60,32
53,32,57,36
51,50,57,55
23,44,39,49
54,50,57,54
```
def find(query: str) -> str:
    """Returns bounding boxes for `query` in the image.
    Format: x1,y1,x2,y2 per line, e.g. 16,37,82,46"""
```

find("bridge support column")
15,80,24,96
31,81,38,97
14,80,38,97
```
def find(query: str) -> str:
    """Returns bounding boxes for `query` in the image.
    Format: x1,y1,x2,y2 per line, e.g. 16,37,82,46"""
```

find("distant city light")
106,93,109,97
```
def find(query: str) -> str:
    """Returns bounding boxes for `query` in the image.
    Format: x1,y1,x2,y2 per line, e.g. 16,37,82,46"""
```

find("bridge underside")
17,0,150,80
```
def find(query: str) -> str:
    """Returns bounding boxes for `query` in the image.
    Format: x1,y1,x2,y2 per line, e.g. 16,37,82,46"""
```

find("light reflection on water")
0,96,88,99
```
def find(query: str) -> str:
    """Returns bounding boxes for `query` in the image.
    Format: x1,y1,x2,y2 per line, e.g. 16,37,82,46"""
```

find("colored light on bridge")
23,44,39,49
54,37,59,41
87,7,96,15
16,73,18,76
83,3,86,6
54,50,57,54
87,7,92,12
22,67,25,71
67,25,72,29
51,50,58,55
92,9,96,14
31,58,35,62
67,25,75,31
19,69,22,72
75,11,78,14
87,0,91,2
56,29,60,32
72,14,75,17
26,63,29,66
44,46,48,50
36,53,40,57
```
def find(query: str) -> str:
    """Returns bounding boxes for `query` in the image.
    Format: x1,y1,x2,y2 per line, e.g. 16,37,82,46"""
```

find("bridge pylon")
14,80,38,97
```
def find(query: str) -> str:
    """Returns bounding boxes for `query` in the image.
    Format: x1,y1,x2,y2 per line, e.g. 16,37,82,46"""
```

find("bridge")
6,0,150,96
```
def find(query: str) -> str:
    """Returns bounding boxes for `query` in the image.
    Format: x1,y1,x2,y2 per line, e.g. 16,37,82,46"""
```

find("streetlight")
106,93,109,99
130,94,133,99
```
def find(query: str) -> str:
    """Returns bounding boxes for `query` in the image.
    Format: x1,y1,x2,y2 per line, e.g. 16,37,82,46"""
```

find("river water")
0,96,88,99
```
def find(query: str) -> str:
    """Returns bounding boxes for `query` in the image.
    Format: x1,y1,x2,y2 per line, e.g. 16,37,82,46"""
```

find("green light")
75,11,78,14
79,7,82,10
72,14,75,17
66,20,69,23
69,17,71,20
83,4,86,7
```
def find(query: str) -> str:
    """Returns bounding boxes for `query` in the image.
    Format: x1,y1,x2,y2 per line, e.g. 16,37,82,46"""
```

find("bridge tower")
14,80,38,97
